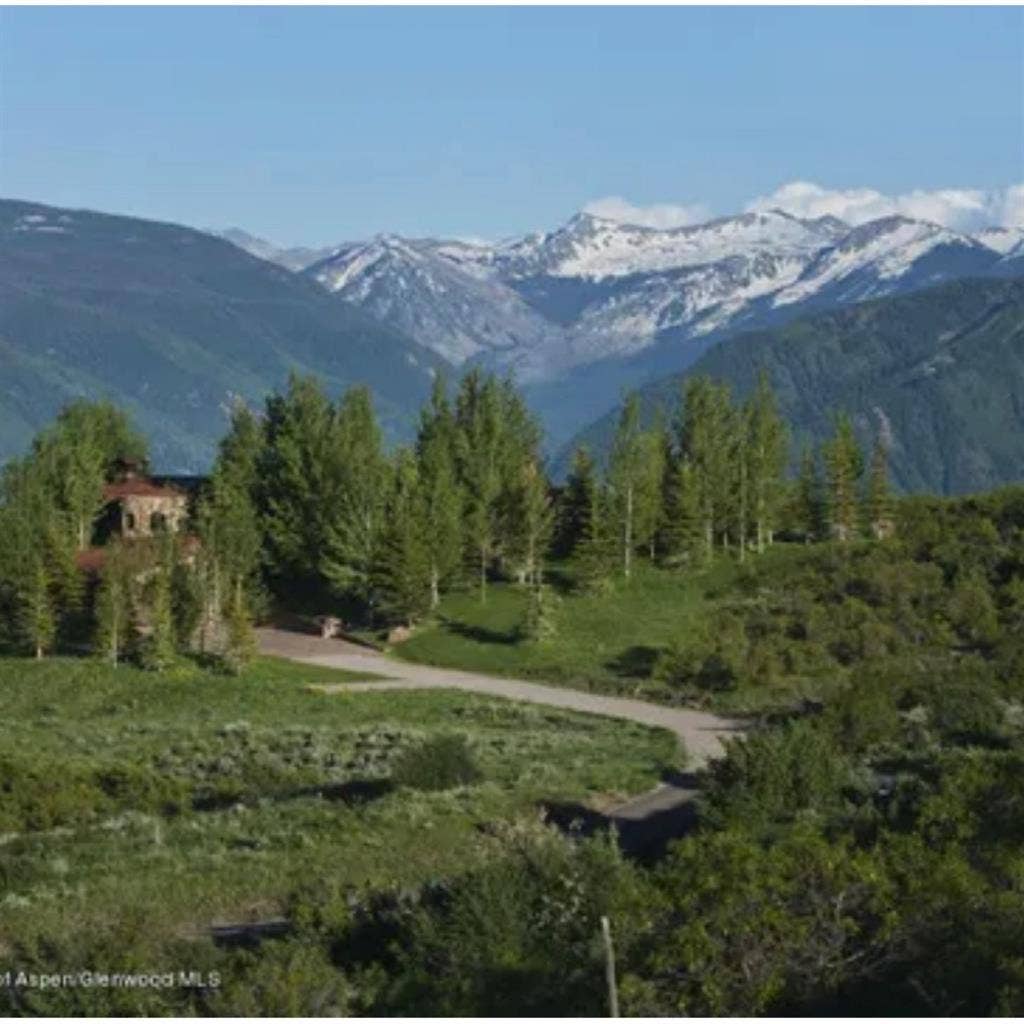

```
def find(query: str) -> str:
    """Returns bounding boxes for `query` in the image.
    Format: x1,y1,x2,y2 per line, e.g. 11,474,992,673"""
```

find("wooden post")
600,915,619,1017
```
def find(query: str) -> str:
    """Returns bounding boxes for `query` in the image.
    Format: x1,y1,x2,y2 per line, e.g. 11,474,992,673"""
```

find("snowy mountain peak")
217,203,1011,401
975,225,1024,256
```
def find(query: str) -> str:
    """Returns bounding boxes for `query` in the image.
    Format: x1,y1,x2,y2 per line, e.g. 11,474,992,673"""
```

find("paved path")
258,627,741,767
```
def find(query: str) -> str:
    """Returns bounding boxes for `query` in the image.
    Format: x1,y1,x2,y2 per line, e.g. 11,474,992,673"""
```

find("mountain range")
224,208,1024,446
1,195,1021,490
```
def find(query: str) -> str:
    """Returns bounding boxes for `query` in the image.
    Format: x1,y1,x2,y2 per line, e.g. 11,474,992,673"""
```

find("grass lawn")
394,560,711,684
392,548,824,713
0,655,676,969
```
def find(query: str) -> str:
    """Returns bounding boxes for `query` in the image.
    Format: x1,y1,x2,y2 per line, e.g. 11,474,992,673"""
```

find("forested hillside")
561,276,1024,494
0,200,450,471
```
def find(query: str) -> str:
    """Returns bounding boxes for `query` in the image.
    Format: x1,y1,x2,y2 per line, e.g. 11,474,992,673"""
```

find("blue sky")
1,6,1021,245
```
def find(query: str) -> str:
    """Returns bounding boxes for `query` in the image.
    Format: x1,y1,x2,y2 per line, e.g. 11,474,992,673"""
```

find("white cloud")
745,180,1024,233
583,195,712,230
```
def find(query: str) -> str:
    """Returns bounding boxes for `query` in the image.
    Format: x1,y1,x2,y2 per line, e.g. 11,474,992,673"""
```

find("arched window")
150,511,167,533
124,512,136,531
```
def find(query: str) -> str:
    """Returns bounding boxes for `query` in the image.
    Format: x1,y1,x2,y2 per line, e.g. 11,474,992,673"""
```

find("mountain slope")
0,200,449,470
557,276,1024,495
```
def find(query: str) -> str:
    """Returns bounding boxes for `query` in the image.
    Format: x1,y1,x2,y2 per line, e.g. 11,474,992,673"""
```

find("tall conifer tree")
416,376,464,608
822,413,865,543
791,445,825,543
609,393,647,579
373,451,432,626
322,386,389,607
745,370,789,553
454,370,504,602
555,446,597,558
678,377,735,562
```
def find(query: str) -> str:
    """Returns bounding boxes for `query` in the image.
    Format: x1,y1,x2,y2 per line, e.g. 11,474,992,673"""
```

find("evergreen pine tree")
608,393,647,579
416,376,464,608
676,459,705,566
454,370,504,602
576,482,618,594
678,377,735,563
822,413,865,543
372,452,432,627
521,581,559,645
322,386,390,610
745,370,789,553
222,578,257,675
791,445,825,542
259,374,342,592
554,446,597,558
506,457,554,587
636,410,669,562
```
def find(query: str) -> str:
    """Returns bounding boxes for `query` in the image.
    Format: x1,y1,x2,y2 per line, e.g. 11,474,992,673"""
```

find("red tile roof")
74,534,202,575
103,479,185,500
75,548,107,573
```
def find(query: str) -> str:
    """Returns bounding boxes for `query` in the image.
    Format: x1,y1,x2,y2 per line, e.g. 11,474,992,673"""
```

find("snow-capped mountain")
307,235,559,368
490,209,848,280
218,206,1017,443
771,216,998,308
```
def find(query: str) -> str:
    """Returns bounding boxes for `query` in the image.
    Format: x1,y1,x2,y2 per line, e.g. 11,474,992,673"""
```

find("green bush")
392,733,481,791
0,754,190,832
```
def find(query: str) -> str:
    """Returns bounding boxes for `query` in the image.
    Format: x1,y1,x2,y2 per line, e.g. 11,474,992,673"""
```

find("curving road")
258,627,741,768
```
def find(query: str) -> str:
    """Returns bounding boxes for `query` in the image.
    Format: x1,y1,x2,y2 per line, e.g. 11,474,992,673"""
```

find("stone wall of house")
119,494,189,538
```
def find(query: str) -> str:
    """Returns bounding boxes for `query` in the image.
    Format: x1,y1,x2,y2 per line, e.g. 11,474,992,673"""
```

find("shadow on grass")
193,777,394,813
604,644,662,679
444,619,518,646
543,565,577,597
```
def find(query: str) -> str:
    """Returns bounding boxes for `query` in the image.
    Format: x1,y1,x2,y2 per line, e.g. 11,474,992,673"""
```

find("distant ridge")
555,275,1024,496
0,199,450,471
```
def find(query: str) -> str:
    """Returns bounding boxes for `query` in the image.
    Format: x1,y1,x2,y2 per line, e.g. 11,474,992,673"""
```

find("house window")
150,512,167,533
124,512,136,531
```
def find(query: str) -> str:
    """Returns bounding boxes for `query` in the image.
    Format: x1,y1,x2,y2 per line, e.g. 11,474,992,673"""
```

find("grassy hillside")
394,557,743,698
0,199,451,471
0,654,675,1012
558,276,1024,494
392,484,1024,717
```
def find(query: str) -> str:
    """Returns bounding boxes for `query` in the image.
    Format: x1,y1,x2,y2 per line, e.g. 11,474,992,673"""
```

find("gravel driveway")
258,627,741,767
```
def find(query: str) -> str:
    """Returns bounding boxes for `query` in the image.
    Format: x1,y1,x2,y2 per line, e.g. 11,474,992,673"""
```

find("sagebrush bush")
392,733,481,791
0,754,190,832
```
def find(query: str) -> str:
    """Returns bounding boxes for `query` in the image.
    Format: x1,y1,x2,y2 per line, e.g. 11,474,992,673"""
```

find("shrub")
392,734,481,791
0,754,190,832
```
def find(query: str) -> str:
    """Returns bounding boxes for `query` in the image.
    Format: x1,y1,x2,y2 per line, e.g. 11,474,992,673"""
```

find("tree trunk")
623,485,633,580
479,547,487,604
430,567,440,609
739,461,748,564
